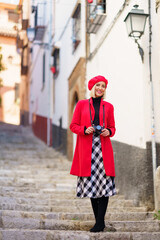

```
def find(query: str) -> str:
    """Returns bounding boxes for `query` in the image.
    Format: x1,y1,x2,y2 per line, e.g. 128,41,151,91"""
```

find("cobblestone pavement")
0,122,160,240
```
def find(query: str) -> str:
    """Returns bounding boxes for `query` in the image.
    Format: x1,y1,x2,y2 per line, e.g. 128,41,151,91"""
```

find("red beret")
88,75,108,90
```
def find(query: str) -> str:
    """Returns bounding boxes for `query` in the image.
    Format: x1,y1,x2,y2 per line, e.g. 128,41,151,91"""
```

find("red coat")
70,97,116,177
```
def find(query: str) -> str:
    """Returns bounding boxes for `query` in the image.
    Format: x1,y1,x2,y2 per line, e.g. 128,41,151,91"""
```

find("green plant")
71,217,79,221
0,78,3,87
154,210,160,220
0,47,5,72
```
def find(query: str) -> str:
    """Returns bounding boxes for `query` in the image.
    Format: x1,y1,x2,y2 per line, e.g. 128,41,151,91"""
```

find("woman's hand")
100,128,110,137
85,126,95,134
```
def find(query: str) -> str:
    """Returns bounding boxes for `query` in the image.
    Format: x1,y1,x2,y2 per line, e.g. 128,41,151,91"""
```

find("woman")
70,75,116,232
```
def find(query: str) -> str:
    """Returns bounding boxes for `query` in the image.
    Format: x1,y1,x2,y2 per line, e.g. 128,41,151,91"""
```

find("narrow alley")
0,122,159,240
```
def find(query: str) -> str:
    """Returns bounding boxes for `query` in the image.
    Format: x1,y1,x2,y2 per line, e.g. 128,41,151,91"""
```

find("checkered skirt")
77,134,116,198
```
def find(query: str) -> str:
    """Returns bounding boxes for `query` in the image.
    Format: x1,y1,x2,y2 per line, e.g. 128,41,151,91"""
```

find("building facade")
0,2,21,125
51,0,160,208
27,0,54,146
52,0,86,156
26,0,160,208
86,0,160,208
18,0,30,126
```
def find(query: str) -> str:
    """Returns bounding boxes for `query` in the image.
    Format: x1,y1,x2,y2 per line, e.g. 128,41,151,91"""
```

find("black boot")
90,196,109,232
90,198,98,231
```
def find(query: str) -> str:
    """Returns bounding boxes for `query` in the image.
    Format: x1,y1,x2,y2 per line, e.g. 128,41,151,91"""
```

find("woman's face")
95,81,106,97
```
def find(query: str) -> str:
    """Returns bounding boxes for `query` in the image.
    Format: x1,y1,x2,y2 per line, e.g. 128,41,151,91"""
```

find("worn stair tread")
0,229,160,240
0,210,154,221
1,216,160,232
0,196,135,206
0,124,158,240
0,187,76,196
0,202,149,213
0,203,148,214
0,203,145,213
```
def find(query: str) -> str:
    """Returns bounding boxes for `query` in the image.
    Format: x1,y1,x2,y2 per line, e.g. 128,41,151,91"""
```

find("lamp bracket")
135,39,144,62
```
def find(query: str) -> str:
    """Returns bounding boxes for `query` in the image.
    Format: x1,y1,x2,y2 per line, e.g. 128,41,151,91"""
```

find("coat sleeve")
70,101,85,135
107,104,116,137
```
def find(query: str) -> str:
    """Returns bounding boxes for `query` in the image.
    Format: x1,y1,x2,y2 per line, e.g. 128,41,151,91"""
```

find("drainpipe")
47,0,53,146
148,0,157,204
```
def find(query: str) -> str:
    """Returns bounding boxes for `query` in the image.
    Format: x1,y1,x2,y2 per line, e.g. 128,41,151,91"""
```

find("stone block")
155,166,160,212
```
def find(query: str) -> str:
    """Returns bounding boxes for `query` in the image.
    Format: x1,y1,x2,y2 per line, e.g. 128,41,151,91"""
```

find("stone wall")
112,141,154,209
52,124,67,155
112,140,160,209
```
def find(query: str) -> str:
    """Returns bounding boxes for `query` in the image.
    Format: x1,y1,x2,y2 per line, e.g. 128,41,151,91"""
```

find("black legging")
90,196,109,226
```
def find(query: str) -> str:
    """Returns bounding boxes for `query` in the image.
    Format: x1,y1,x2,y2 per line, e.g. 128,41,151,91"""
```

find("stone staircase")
0,122,160,240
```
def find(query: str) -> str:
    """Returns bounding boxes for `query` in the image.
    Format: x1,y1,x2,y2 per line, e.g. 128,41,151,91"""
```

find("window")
8,10,19,23
31,2,46,41
89,0,106,15
87,0,106,34
53,48,60,78
32,2,46,27
42,52,45,85
72,3,81,52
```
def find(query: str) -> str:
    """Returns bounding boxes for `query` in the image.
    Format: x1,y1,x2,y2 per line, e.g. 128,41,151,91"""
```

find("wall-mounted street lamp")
124,5,149,62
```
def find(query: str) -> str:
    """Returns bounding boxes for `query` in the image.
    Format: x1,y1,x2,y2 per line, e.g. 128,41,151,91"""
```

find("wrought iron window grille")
72,3,81,52
87,0,106,34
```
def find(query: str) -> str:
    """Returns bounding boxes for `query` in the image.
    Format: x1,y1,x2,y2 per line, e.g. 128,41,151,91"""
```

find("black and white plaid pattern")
77,134,116,198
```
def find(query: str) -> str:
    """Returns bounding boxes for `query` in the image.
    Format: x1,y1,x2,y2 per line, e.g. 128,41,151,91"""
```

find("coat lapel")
89,98,95,125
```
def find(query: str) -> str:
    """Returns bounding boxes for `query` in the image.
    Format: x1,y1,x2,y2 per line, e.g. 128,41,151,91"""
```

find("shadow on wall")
52,117,67,155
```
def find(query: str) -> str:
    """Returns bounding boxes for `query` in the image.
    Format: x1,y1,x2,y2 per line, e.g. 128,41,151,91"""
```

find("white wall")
52,0,86,129
150,1,160,143
86,0,157,149
29,0,53,122
29,0,160,150
30,47,50,117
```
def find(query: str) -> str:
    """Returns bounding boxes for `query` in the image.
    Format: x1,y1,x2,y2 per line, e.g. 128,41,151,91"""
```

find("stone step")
0,196,135,208
1,229,160,240
0,168,71,174
0,149,61,155
1,189,76,195
0,182,76,191
0,202,148,213
0,202,138,213
0,194,134,205
0,171,72,178
0,188,76,199
0,210,154,222
0,229,160,240
0,165,70,171
0,190,147,211
1,192,137,205
1,124,158,240
0,156,69,161
0,216,159,232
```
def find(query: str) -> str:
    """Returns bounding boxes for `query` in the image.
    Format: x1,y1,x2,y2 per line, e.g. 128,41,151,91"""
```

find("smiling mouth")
97,91,102,94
